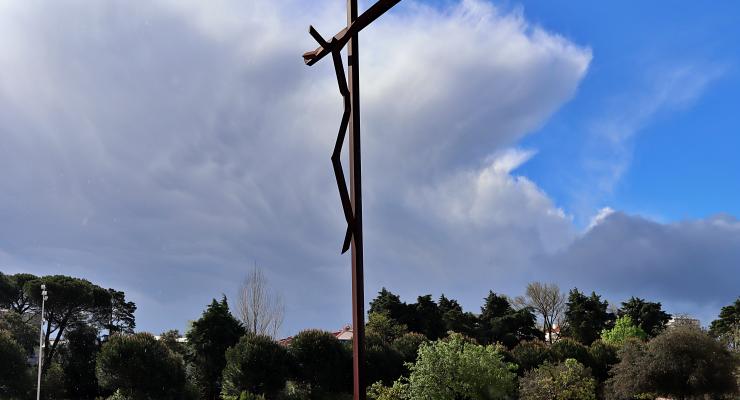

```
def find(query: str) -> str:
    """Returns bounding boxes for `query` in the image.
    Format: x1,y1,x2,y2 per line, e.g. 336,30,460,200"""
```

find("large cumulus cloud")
3,0,731,334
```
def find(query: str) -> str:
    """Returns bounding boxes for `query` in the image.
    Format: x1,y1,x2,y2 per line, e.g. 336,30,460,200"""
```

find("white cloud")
19,0,740,336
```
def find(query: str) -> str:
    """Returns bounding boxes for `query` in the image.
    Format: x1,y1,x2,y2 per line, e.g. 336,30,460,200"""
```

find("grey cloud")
542,212,740,324
0,0,606,335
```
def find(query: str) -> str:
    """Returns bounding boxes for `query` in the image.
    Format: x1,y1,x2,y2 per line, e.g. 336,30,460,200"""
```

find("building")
278,324,353,346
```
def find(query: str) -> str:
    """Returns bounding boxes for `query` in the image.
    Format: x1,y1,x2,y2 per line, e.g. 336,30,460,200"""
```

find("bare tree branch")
521,282,566,344
237,265,284,338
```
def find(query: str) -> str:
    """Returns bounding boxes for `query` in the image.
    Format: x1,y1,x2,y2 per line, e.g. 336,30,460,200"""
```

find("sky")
1,0,738,336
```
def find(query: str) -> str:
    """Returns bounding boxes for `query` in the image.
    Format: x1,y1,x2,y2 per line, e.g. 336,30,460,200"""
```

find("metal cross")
303,1,401,398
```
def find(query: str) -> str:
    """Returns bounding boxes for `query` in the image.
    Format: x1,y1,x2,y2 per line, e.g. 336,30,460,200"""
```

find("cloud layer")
0,0,734,333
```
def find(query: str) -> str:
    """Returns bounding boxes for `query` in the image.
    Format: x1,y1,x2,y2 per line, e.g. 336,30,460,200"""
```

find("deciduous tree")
515,282,566,344
599,315,647,346
607,326,738,399
236,266,284,338
406,333,517,400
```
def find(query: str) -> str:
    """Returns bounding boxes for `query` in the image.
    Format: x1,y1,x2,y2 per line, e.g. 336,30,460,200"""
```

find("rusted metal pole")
347,0,366,398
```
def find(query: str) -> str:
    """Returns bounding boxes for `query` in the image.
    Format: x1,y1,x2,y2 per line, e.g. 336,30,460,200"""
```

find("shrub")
367,380,410,400
511,340,550,374
366,333,404,385
392,332,428,373
289,329,351,394
587,340,618,382
221,334,291,398
607,326,739,399
0,330,33,399
96,333,186,400
549,338,592,367
519,359,597,400
406,333,517,400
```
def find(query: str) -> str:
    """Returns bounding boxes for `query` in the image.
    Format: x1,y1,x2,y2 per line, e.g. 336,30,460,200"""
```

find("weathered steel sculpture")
302,1,402,399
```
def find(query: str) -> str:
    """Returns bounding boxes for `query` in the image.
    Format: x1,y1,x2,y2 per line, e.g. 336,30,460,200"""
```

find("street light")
36,284,48,400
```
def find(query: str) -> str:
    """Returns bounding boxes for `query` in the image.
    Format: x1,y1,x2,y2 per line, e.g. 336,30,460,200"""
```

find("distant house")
153,335,188,343
667,315,701,329
278,324,353,347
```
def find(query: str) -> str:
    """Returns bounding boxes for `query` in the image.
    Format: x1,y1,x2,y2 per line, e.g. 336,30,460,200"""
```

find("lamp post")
36,284,48,400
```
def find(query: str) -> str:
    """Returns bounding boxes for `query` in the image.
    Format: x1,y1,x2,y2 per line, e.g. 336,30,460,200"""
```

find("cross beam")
303,1,402,399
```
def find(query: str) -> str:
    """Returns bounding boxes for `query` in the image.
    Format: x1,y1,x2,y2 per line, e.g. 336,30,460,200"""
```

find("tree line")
1,270,738,399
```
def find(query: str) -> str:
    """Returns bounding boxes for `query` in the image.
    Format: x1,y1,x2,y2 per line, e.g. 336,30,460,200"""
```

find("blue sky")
0,0,738,336
514,1,740,224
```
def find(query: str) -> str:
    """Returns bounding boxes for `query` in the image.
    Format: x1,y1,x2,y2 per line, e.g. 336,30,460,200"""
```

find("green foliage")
27,275,111,373
607,326,739,399
618,297,671,337
511,340,550,373
222,392,267,400
96,332,187,400
0,330,33,399
406,332,517,400
549,338,592,367
369,288,407,323
186,297,246,400
478,291,543,347
366,333,404,385
0,273,39,316
0,310,37,355
366,312,408,344
563,289,615,345
41,362,67,400
587,340,618,382
0,272,14,308
600,316,647,346
61,324,100,399
159,329,187,356
407,295,446,340
366,380,410,400
221,334,290,398
438,294,477,337
519,359,597,400
289,329,351,395
392,332,428,365
709,297,739,351
100,289,137,335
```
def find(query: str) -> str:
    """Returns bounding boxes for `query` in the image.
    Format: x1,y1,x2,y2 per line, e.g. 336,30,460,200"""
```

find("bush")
549,338,592,367
96,333,187,399
0,330,33,399
366,333,404,385
289,330,351,395
41,362,67,400
607,326,739,399
511,340,550,374
221,334,291,398
406,333,517,400
367,380,410,400
392,332,427,373
587,340,618,382
520,359,597,400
